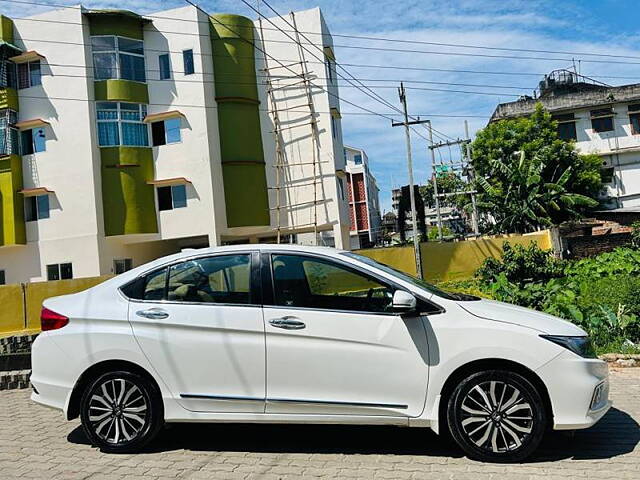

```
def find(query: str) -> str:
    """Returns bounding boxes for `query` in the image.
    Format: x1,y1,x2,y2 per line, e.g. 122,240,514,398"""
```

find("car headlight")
540,335,598,359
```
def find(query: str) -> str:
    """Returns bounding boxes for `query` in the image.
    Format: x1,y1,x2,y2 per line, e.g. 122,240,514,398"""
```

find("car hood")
458,299,587,336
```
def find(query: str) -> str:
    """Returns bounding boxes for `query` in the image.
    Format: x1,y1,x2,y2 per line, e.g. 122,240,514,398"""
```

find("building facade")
491,69,640,210
343,146,380,249
0,5,350,284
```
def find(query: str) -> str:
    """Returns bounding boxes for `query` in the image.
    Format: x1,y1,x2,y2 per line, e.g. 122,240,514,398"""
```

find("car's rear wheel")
447,370,547,462
80,370,163,452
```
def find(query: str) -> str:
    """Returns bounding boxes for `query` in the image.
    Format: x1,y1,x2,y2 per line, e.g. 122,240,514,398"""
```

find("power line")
5,1,640,66
5,0,640,62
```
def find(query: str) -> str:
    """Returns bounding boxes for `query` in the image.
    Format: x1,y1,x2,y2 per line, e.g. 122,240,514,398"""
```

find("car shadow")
67,407,639,462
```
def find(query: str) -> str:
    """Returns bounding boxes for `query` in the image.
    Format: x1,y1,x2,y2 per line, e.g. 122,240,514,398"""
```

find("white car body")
31,245,610,437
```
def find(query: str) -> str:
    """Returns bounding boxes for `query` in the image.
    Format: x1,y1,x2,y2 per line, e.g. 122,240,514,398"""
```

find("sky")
2,0,640,212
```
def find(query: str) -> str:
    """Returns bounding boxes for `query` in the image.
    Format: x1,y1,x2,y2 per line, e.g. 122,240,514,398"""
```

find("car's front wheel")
447,370,547,462
80,370,163,452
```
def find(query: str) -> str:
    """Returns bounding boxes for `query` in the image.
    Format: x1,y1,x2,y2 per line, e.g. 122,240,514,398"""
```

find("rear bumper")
536,350,611,430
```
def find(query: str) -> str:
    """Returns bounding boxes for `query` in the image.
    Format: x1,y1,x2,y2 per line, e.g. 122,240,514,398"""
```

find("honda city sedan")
31,245,610,462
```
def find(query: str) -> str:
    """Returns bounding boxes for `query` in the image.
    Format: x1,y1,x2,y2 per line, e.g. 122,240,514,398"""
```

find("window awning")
14,118,50,130
143,110,185,124
10,51,45,64
147,177,191,187
19,187,54,196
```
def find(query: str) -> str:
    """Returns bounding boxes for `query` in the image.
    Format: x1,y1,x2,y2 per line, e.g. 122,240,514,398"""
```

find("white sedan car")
31,245,610,462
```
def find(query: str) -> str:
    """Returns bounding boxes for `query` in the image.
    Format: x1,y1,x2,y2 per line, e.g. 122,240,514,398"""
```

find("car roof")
179,244,347,255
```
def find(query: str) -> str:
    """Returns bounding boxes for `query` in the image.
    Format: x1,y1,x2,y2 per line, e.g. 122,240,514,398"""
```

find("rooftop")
490,69,640,122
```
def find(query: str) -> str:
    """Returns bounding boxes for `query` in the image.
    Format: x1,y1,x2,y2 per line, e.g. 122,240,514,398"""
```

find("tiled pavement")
0,368,638,479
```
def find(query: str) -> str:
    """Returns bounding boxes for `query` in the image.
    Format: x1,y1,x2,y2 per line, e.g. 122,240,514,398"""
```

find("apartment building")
343,146,380,249
0,5,350,284
491,69,640,210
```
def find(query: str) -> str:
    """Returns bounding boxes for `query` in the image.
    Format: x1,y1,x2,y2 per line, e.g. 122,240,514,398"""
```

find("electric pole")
427,121,444,241
392,83,429,279
465,120,480,236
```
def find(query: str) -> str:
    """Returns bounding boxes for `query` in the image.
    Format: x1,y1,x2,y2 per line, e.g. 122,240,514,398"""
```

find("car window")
271,254,394,313
341,252,479,301
143,268,167,301
166,255,251,304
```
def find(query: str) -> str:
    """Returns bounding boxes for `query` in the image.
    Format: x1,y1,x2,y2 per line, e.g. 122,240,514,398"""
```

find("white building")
343,146,381,249
492,69,640,210
0,5,350,284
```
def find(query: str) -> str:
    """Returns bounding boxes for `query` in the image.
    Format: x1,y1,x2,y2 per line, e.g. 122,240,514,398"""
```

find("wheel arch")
437,358,553,436
66,359,162,421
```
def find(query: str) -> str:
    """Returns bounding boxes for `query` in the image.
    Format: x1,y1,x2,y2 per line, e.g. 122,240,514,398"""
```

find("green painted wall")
86,11,145,40
0,154,25,246
94,79,149,103
210,14,269,228
0,15,14,43
100,147,158,236
0,88,18,111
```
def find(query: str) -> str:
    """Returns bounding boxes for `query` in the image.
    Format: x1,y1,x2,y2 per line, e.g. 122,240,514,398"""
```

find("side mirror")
392,290,417,313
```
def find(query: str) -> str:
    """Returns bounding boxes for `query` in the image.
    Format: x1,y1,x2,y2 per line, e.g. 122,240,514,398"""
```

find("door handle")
136,308,169,320
269,317,306,330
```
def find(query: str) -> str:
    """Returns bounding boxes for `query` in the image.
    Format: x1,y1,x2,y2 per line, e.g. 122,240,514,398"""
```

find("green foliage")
427,225,453,241
476,241,565,287
471,104,602,233
631,221,640,249
420,172,468,211
466,245,640,351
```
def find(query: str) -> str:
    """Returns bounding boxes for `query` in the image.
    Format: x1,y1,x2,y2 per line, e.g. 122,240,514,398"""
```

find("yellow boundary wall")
356,230,552,282
0,275,112,337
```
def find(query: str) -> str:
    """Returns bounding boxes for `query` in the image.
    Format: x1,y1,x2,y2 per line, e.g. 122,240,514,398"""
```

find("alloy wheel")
87,378,149,445
459,380,534,453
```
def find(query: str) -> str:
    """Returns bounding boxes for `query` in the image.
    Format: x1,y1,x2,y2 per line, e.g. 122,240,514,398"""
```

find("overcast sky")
3,0,640,212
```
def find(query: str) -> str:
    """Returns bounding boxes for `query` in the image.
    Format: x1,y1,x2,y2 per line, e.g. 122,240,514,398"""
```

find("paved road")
1,368,638,479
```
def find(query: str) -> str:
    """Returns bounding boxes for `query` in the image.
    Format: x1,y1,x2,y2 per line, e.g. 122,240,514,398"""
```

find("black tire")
447,370,547,463
80,370,164,453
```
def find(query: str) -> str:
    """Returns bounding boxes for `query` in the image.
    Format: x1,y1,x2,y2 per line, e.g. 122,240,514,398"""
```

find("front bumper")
535,350,611,430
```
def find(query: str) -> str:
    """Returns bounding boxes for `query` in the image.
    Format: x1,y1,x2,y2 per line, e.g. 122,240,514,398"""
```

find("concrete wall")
356,230,553,282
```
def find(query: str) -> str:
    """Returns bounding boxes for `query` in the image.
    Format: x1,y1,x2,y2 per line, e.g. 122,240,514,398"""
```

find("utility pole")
427,121,444,241
392,83,429,279
464,120,480,236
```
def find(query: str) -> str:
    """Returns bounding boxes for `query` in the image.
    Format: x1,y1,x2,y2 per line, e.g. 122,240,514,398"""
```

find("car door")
263,252,431,418
126,252,266,413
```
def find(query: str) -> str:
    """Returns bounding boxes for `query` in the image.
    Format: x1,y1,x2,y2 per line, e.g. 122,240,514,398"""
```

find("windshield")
342,252,479,301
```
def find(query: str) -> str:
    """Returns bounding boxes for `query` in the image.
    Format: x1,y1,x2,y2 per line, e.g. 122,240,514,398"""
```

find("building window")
114,258,133,274
158,184,187,211
0,60,17,88
17,61,41,89
0,269,5,285
337,177,345,201
591,108,614,133
151,118,181,146
91,36,146,83
0,109,18,156
552,113,577,141
47,263,73,281
629,104,640,134
96,102,148,147
331,117,337,139
183,49,194,75
601,166,615,184
25,194,50,222
21,127,46,154
159,54,171,80
354,154,362,165
326,58,334,83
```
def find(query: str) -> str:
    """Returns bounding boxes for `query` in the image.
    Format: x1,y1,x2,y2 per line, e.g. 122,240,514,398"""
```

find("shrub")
476,241,564,287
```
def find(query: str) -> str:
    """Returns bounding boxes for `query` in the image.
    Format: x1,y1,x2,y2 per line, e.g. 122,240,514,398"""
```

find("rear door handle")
269,317,306,330
136,308,169,320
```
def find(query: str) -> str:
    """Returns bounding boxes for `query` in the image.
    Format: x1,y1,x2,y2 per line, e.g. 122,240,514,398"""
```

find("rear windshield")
342,252,479,301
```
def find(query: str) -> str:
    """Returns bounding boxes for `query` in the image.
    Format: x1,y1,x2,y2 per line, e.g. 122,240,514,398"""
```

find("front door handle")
269,317,306,330
136,308,169,320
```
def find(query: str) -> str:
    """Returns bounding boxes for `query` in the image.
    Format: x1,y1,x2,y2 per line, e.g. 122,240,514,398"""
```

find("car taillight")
41,307,69,331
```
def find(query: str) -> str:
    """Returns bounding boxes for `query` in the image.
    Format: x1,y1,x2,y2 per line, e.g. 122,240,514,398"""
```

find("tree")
420,171,467,211
397,185,427,242
471,103,602,233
